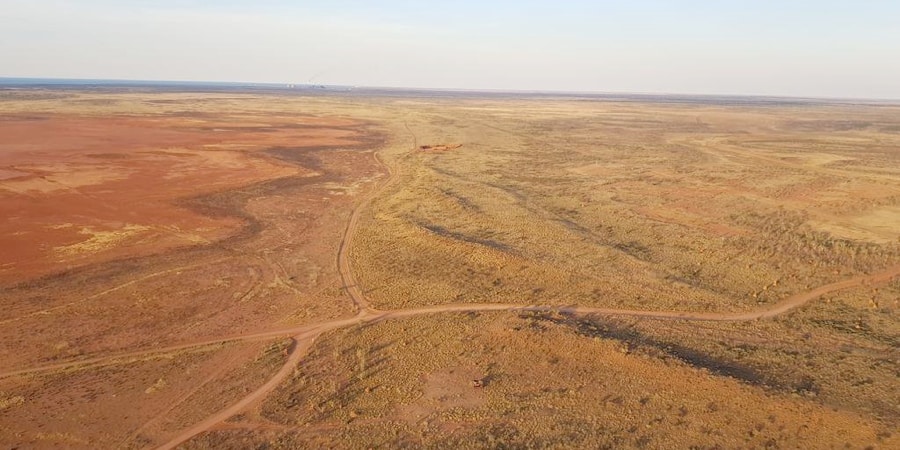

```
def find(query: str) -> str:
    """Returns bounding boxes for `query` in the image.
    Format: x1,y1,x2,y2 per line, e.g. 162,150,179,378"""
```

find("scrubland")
1,90,898,448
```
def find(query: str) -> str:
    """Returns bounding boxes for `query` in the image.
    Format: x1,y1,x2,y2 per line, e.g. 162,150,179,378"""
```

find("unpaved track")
122,347,257,447
3,130,898,449
156,331,320,450
337,150,393,313
0,258,232,326
6,261,898,382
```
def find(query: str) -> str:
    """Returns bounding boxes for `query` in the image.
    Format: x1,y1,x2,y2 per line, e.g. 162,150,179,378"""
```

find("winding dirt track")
2,133,898,449
337,150,395,314
4,262,898,384
157,332,319,450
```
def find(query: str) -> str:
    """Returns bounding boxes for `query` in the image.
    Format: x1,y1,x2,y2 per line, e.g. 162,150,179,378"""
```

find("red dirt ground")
0,115,359,285
0,101,387,448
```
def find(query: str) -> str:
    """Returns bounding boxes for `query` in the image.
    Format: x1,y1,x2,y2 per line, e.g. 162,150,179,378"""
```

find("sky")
1,0,899,98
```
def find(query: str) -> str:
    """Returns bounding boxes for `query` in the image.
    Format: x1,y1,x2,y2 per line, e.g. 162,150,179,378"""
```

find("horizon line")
2,76,899,104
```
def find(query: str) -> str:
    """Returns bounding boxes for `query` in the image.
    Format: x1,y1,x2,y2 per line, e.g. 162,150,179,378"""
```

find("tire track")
0,257,232,325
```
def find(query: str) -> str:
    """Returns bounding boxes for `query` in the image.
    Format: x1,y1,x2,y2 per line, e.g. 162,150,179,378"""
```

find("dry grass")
614,279,900,426
354,100,900,314
185,312,891,448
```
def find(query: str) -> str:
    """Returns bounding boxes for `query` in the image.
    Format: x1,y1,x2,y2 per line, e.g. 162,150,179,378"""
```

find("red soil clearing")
0,114,362,285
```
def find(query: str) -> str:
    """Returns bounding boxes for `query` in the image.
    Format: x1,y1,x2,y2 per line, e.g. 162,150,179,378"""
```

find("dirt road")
337,150,395,314
6,260,898,383
156,331,320,450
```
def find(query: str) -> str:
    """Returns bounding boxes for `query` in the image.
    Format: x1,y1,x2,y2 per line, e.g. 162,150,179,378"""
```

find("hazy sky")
2,0,899,98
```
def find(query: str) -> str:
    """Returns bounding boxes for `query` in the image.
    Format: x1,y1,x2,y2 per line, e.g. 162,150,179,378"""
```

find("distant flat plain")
0,87,898,449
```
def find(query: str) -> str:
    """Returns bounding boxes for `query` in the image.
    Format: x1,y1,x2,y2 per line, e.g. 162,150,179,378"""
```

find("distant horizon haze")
2,1,899,100
3,76,899,103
